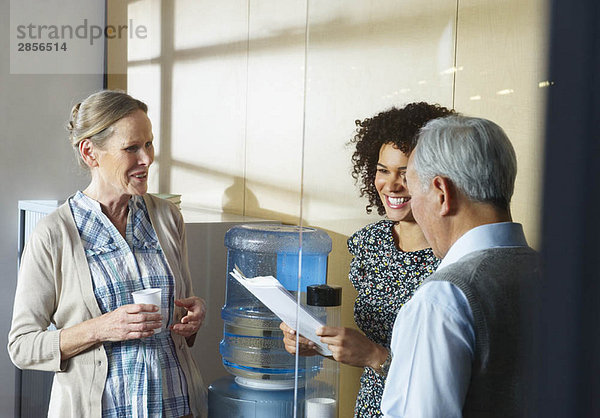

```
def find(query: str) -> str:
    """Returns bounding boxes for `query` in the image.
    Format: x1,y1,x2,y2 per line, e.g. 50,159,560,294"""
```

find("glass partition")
119,0,550,416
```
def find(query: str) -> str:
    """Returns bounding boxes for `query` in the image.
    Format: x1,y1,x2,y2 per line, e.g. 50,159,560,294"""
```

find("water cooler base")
208,375,305,417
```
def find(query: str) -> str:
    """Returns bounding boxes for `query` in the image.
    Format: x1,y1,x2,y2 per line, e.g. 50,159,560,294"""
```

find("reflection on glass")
538,80,554,88
497,88,515,95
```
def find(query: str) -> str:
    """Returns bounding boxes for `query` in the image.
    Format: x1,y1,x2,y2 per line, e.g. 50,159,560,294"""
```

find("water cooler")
208,224,333,417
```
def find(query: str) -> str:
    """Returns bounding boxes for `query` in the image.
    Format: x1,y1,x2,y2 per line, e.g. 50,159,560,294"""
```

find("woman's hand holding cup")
97,303,163,342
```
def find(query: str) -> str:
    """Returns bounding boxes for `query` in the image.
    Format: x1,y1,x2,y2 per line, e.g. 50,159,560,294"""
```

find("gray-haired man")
381,116,538,417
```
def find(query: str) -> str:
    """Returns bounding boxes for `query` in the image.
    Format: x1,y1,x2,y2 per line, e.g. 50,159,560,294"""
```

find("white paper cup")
131,288,162,333
305,397,336,418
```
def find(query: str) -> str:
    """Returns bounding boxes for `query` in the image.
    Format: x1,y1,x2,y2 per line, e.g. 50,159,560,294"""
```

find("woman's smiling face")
374,143,414,222
92,109,154,198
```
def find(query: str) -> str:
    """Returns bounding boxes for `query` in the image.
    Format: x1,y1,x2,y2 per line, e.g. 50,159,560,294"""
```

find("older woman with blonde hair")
8,90,207,417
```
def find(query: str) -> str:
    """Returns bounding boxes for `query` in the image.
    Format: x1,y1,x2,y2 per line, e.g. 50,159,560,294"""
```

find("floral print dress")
348,220,439,417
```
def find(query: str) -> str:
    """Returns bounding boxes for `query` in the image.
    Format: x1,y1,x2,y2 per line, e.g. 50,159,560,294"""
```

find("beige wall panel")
128,0,161,62
170,57,247,213
169,163,244,213
128,1,249,213
174,0,248,51
301,1,457,414
171,2,248,214
244,0,308,223
454,0,550,248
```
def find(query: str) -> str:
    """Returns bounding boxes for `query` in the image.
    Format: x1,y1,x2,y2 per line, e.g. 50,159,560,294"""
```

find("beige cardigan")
8,194,207,418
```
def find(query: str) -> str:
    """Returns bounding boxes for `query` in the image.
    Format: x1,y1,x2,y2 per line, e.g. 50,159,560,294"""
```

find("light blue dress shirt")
381,222,529,418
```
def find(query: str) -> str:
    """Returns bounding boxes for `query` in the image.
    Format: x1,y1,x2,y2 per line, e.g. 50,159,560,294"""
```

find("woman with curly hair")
282,102,454,416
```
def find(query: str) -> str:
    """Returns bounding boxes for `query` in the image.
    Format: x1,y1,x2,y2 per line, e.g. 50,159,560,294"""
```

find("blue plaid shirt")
69,191,190,418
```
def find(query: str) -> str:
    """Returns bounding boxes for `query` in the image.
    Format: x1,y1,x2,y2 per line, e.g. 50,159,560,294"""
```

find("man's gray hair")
412,115,517,210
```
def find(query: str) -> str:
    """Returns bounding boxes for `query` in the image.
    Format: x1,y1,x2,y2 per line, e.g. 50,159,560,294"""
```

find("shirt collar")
74,190,102,213
437,222,529,271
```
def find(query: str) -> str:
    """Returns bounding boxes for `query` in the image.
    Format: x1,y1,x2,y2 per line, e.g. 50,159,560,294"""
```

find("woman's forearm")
60,304,161,360
59,317,103,361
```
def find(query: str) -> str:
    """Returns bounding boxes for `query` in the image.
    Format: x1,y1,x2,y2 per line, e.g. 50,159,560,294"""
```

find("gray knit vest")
423,246,539,418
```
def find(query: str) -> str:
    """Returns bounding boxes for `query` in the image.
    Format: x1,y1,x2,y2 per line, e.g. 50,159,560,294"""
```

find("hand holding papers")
230,267,332,357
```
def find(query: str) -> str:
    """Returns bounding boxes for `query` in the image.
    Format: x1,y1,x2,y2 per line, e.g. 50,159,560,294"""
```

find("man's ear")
431,176,455,216
79,139,98,168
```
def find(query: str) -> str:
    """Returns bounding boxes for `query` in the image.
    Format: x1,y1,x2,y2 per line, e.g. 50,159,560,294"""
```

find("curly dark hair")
350,102,455,216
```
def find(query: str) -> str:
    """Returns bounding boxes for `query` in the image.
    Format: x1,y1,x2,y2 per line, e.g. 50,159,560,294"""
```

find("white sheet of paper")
230,269,332,356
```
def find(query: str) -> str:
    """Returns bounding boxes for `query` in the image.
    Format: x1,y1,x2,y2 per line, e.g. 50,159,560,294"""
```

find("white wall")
0,0,103,415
